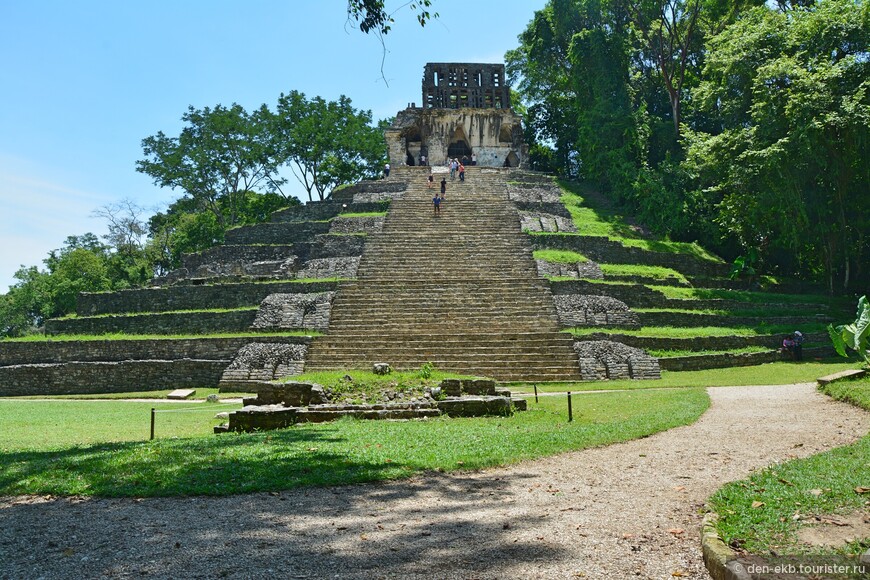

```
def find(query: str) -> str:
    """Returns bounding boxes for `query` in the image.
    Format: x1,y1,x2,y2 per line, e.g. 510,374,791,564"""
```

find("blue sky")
0,0,546,292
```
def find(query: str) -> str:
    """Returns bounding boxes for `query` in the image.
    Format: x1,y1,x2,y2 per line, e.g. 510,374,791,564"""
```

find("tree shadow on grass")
0,425,402,497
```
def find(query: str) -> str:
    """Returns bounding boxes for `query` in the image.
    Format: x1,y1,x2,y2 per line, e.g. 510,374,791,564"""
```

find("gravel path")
2,383,868,579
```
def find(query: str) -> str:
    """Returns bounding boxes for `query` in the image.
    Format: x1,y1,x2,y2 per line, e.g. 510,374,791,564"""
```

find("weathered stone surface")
536,259,603,280
507,185,561,203
573,340,660,380
328,216,385,234
511,397,528,411
437,396,512,417
554,294,640,328
372,363,392,375
295,257,360,279
243,381,326,407
252,292,335,331
220,343,308,387
352,191,405,203
0,359,229,397
520,212,577,233
77,280,340,316
437,378,497,396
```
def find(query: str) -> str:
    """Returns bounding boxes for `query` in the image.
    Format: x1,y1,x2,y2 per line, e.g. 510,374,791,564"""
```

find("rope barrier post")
567,391,573,423
150,408,155,441
534,384,538,403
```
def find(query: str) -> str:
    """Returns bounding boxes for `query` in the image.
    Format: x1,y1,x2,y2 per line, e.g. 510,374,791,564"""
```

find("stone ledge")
700,513,753,580
817,368,867,386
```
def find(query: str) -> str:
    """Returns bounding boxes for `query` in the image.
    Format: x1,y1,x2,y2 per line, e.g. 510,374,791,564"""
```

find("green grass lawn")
556,181,723,263
508,360,861,393
566,325,826,338
0,388,709,497
709,376,870,557
599,263,688,283
532,249,589,264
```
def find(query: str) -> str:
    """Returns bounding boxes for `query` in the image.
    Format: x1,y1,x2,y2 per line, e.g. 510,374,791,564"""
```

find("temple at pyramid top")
385,62,527,169
421,63,511,110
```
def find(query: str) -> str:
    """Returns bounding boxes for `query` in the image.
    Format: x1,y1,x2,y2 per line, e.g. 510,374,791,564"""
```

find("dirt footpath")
1,383,867,579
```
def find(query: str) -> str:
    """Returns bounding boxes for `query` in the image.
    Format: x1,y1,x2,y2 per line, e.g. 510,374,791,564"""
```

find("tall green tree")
137,103,286,229
268,92,386,201
685,0,869,291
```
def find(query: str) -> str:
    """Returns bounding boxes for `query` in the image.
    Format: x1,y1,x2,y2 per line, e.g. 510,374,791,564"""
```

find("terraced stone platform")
305,167,583,382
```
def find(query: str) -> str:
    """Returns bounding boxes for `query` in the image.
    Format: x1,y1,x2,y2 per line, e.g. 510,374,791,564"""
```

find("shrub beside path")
1,383,868,579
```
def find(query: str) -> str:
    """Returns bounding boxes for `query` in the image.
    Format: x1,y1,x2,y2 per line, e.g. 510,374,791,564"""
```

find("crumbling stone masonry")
554,295,640,328
573,340,661,380
385,63,528,168
252,292,335,331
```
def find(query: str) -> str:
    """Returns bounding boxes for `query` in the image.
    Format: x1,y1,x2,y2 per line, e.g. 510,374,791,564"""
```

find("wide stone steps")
306,168,583,382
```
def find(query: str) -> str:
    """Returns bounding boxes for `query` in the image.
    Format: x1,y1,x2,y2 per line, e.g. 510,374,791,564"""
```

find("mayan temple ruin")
1,62,833,406
385,63,528,168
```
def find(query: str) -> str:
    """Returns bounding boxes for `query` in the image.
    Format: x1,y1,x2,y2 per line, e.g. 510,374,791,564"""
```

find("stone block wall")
219,342,309,387
295,257,360,279
554,295,640,328
536,259,603,280
328,216,385,234
637,311,820,328
508,186,561,203
573,332,828,352
0,360,230,396
270,201,390,222
77,281,340,316
0,336,311,366
521,213,577,233
330,181,407,202
225,221,331,245
573,340,661,380
252,292,335,330
46,309,259,336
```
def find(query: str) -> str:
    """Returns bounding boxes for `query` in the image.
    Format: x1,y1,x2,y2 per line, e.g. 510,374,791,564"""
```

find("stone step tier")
305,168,584,382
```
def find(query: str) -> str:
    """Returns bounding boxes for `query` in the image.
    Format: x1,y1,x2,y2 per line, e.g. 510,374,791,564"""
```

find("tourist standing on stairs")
440,177,447,204
459,163,465,182
433,191,441,216
427,171,434,189
384,162,390,178
449,159,456,180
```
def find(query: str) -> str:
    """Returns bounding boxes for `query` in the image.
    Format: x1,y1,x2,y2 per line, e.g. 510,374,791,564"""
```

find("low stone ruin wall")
520,213,577,233
77,280,340,316
225,221,331,245
549,280,666,307
554,295,640,328
46,309,259,336
252,292,335,331
328,216,385,234
0,359,229,397
181,245,298,274
295,256,360,279
573,340,661,380
659,346,834,371
331,180,407,202
536,259,603,280
507,185,562,203
216,378,522,433
574,332,828,352
270,201,390,222
637,311,824,328
0,336,311,366
219,342,309,388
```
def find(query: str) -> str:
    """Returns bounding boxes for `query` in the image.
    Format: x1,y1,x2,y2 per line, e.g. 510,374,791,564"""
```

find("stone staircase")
305,167,583,382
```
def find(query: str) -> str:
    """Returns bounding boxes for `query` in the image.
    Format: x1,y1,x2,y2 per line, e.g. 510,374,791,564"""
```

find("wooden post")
567,392,573,422
534,384,538,403
150,408,156,441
